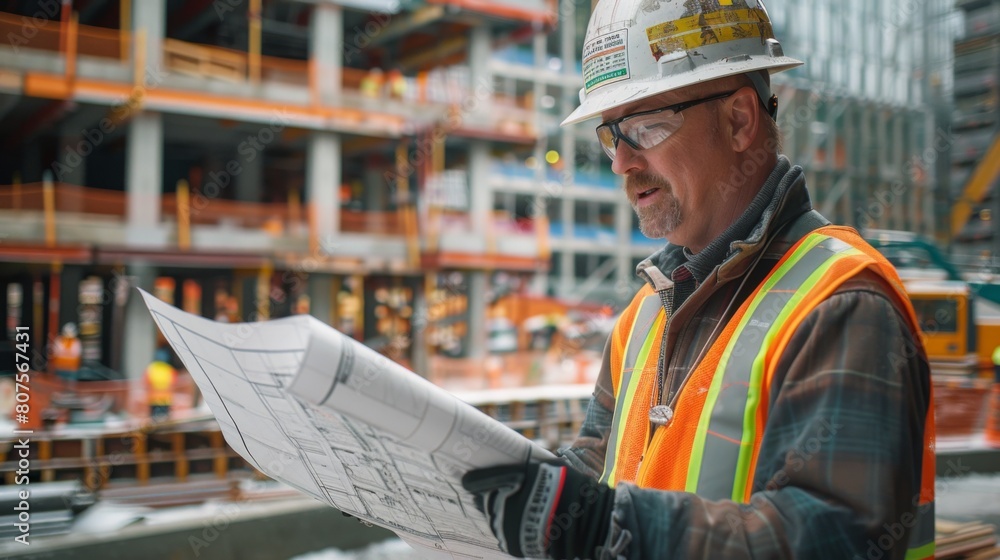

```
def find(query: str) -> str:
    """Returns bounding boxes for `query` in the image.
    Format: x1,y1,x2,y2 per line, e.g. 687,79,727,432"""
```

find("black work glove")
462,461,615,560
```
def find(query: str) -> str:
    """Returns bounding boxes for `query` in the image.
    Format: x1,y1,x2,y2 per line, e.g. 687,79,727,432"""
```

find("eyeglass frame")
594,90,739,159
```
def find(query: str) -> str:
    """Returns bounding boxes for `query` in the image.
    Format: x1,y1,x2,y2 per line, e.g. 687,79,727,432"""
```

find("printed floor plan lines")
142,290,553,559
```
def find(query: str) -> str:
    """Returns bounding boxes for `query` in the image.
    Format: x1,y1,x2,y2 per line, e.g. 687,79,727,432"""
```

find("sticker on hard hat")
583,29,630,94
646,7,773,61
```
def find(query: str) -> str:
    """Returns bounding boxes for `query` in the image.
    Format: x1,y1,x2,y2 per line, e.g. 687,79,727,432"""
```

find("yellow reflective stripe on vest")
602,295,664,486
687,234,861,500
905,542,934,560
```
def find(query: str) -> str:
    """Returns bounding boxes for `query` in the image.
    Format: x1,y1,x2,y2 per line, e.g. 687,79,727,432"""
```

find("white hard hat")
561,0,803,127
62,322,77,337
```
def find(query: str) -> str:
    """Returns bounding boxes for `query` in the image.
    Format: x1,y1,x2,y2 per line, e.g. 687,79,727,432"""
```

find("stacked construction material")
0,481,95,540
937,519,1000,559
935,377,993,436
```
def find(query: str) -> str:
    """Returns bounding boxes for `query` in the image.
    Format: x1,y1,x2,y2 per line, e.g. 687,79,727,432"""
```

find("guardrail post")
176,179,191,250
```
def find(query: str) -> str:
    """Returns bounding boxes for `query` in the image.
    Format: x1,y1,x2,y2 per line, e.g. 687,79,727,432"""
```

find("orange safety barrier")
162,193,290,229
342,67,368,90
0,183,407,237
77,22,127,60
339,209,404,235
0,11,61,53
0,11,126,60
261,55,309,86
166,194,402,236
0,182,127,216
163,38,247,82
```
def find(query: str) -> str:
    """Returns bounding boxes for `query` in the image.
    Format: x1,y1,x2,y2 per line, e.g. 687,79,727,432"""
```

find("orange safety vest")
604,226,935,560
51,336,82,371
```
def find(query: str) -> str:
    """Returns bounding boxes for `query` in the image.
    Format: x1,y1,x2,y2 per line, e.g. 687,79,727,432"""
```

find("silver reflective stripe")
601,294,663,485
695,236,852,501
907,504,935,549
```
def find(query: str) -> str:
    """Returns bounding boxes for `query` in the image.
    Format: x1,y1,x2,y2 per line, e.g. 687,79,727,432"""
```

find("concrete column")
308,274,333,325
615,201,632,286
925,110,939,239
237,148,264,203
531,267,550,296
133,0,166,74
306,131,341,246
555,9,579,301
892,114,906,231
123,263,157,380
310,3,343,105
531,195,550,295
561,191,575,297
468,140,491,236
411,285,428,376
561,0,577,74
126,111,163,242
467,134,491,362
560,250,575,296
467,271,488,359
844,104,858,227
469,24,492,92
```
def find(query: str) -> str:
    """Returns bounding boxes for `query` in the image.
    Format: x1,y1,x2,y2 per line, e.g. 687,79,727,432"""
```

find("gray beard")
635,195,682,239
627,173,682,239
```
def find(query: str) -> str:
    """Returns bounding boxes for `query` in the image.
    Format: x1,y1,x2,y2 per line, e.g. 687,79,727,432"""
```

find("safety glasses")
595,91,737,161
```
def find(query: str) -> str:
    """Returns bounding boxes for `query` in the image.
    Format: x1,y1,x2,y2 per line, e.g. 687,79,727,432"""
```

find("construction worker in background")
993,344,1000,382
462,1,935,559
145,355,177,420
387,68,407,99
360,67,384,98
51,322,82,382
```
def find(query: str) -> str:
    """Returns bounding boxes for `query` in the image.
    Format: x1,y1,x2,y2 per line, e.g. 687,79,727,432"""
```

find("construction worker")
51,322,82,382
462,1,935,559
993,344,1000,383
144,358,176,420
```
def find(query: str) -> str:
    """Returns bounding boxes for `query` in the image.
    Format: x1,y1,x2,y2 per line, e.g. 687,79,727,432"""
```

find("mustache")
625,173,671,201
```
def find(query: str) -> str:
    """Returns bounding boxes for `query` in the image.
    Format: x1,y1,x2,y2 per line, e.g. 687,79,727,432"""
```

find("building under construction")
8,2,1000,559
950,0,1000,263
0,0,957,384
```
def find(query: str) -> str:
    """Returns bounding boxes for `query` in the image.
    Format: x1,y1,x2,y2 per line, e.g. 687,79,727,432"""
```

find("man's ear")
726,87,760,153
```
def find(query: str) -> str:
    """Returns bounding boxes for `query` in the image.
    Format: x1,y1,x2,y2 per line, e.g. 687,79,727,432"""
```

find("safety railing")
423,207,548,258
162,193,291,229
0,11,127,60
76,21,126,59
0,11,62,53
162,38,247,83
0,182,407,237
340,209,404,236
0,182,126,216
261,55,309,86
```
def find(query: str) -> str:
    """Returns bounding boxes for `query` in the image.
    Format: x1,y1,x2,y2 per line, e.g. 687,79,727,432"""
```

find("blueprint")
140,290,553,559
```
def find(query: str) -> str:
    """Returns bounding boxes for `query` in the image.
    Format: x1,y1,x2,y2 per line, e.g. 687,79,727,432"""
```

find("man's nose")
611,140,646,176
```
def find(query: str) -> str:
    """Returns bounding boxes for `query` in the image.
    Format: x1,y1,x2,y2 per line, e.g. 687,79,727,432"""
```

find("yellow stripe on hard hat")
646,8,773,61
647,8,768,36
